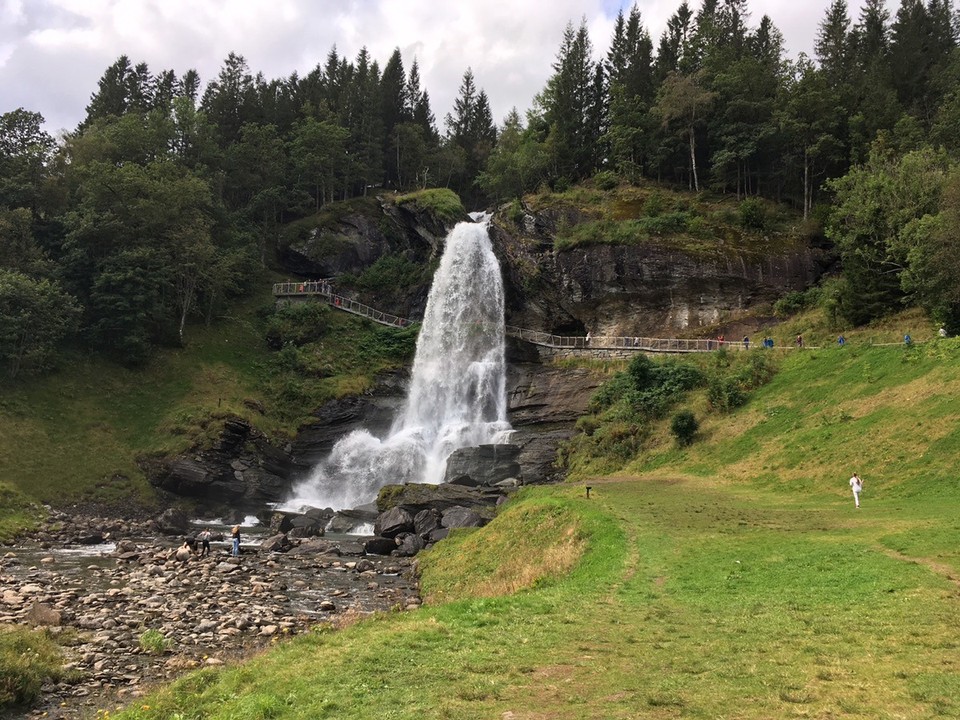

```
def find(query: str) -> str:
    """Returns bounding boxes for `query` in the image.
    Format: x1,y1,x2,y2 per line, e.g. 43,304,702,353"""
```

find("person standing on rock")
198,529,211,558
231,525,241,557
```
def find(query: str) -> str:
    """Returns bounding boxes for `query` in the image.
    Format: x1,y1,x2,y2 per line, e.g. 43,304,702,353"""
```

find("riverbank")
1,513,419,719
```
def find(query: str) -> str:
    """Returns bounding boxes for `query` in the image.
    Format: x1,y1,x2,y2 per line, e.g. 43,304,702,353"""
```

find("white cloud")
0,0,895,135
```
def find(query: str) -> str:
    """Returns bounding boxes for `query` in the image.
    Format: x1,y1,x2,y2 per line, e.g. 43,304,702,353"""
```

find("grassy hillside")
96,323,960,719
0,274,416,535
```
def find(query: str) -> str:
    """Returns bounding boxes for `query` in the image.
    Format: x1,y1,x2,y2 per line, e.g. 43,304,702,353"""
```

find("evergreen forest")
4,0,960,378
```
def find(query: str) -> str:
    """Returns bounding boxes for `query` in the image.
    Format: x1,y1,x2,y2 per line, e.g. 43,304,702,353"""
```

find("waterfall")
284,214,512,511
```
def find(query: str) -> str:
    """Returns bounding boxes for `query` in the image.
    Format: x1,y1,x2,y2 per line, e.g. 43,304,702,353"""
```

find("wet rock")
443,444,522,486
260,534,292,553
413,508,442,537
375,507,414,539
155,508,190,536
363,536,397,556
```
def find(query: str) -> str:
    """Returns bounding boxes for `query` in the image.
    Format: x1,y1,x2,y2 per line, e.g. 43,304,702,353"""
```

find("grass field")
100,335,960,719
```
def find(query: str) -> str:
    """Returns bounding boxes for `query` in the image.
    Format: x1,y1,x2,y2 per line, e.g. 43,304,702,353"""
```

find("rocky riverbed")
1,512,420,720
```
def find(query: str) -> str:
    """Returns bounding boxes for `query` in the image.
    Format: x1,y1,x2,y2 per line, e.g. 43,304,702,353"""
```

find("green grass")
97,322,960,720
0,627,73,707
394,188,466,226
0,276,418,515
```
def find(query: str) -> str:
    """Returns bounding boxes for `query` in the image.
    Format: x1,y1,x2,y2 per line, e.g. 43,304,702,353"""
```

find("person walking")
849,473,863,508
198,529,211,558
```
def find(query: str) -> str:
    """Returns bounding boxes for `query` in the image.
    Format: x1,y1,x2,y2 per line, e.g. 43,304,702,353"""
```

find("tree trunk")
689,126,699,193
803,150,810,221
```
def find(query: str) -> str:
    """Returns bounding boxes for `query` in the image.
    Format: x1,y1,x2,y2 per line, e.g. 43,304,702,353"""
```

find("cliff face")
489,208,830,338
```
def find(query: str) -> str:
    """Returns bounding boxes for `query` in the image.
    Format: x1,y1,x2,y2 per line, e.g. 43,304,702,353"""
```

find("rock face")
143,417,305,511
489,208,831,337
443,444,522,486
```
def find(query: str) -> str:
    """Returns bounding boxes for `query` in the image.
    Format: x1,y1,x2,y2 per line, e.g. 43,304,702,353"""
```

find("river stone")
287,538,339,556
363,536,397,556
261,534,292,553
442,506,484,529
26,601,62,626
375,507,414,538
394,533,425,557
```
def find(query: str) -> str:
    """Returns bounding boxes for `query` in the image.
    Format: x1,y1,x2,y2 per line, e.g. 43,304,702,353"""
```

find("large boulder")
377,482,502,513
375,507,414,539
154,508,190,536
363,536,398,556
394,533,425,557
443,444,522,486
442,506,485,530
413,508,442,537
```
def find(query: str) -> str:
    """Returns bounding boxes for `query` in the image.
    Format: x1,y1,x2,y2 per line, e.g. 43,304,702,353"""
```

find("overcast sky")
1,0,894,137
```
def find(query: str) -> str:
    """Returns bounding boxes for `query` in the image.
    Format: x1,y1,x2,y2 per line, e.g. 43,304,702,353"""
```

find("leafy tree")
0,270,80,378
826,145,949,324
289,117,349,209
477,109,550,200
653,70,716,191
0,109,56,212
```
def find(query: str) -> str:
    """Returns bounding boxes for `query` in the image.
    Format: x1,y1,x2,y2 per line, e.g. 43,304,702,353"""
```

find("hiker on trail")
849,473,863,508
198,529,211,558
742,335,749,350
838,335,846,347
939,327,948,338
904,334,912,345
231,525,241,557
796,334,804,348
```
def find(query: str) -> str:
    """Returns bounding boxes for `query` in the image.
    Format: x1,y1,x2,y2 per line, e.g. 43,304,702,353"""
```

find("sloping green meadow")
18,336,953,719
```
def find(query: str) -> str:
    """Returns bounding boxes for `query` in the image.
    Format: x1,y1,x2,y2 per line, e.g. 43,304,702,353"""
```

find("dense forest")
3,0,960,379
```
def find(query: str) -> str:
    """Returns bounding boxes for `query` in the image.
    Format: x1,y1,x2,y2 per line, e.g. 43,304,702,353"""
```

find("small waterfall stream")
285,214,512,511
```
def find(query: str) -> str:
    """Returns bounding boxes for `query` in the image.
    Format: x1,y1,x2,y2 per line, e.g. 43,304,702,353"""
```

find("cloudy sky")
2,0,891,136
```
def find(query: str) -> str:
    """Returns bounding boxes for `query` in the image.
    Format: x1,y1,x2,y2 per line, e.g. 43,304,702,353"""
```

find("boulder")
413,508,442,537
261,534,292,553
394,533,425,557
26,602,61,627
363,536,398,556
442,506,485,530
377,483,501,513
442,444,522,486
374,507,414,539
287,538,340,556
154,508,190,536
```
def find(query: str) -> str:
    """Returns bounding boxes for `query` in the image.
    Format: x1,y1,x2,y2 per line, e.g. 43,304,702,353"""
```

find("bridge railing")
274,281,412,329
273,283,824,351
504,327,755,352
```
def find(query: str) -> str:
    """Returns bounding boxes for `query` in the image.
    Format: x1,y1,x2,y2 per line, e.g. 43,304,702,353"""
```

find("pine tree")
815,0,852,87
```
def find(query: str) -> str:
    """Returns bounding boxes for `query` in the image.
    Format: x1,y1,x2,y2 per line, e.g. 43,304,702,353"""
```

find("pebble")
4,511,421,719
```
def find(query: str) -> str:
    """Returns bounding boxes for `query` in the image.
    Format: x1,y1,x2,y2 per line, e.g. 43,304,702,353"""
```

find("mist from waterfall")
284,215,511,511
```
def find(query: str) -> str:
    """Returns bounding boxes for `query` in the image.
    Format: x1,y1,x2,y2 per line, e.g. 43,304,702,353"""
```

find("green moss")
395,188,465,226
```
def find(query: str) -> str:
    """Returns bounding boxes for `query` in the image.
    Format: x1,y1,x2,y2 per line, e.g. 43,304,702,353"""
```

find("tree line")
3,0,960,377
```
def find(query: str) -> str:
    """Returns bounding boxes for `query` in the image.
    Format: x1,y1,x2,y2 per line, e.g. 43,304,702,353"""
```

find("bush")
395,188,465,226
265,302,330,350
739,197,768,231
139,629,169,655
593,170,620,191
707,376,747,412
670,410,699,446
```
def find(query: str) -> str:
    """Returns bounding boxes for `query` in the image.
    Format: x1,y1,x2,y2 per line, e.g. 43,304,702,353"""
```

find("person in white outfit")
849,473,863,508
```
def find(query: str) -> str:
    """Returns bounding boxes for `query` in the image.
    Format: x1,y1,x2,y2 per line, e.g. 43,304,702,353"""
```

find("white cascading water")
284,214,512,511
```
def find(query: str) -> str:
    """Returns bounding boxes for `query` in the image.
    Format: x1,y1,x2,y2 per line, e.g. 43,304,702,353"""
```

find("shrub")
265,302,330,350
773,286,823,318
139,629,169,655
707,376,747,412
670,410,699,446
644,191,665,217
593,170,620,191
739,197,768,231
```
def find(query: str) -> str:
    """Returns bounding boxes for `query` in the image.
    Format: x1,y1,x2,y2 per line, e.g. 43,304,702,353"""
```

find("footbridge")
273,281,789,353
